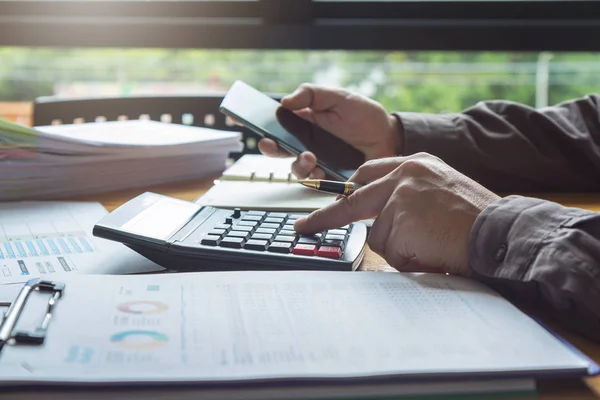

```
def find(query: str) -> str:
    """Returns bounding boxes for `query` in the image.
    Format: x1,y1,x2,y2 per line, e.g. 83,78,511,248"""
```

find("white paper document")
0,119,243,201
0,201,162,284
0,271,591,386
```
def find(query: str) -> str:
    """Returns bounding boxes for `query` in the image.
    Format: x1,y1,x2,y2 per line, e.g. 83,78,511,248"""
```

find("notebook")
195,154,339,212
2,270,597,399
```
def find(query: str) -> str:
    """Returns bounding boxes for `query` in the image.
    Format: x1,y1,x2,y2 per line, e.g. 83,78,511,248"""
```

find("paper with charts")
0,271,590,385
0,201,162,284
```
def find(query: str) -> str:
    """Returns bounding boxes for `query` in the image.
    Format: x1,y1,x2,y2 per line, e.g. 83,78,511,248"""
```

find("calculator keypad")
199,209,352,260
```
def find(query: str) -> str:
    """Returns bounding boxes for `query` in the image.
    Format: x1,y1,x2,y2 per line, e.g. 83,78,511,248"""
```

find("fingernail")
300,156,310,169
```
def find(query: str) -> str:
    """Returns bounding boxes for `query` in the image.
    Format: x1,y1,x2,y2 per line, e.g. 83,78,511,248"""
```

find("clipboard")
0,271,596,399
0,278,65,348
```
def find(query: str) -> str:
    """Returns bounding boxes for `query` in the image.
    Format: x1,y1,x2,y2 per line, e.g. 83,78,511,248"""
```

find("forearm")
394,94,600,192
468,196,600,342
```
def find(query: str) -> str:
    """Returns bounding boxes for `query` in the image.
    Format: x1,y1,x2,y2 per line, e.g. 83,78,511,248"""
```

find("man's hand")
258,83,402,179
293,153,501,275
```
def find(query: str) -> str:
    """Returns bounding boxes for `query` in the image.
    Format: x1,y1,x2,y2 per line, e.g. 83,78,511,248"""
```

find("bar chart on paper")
0,202,102,281
0,219,96,277
0,201,163,285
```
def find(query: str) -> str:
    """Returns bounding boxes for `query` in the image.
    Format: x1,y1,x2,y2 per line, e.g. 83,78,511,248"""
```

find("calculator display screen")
119,197,200,240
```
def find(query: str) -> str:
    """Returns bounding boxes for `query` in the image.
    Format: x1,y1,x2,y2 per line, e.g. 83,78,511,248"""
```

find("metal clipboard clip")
0,278,65,347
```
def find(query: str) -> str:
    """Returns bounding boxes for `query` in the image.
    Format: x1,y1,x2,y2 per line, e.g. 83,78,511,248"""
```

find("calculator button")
297,236,320,245
255,227,277,235
242,215,263,222
244,239,269,251
327,229,347,236
228,231,250,239
292,244,317,256
264,217,284,225
317,246,342,259
237,220,258,228
274,235,296,243
246,211,266,217
200,235,221,246
232,208,242,218
341,224,351,232
231,225,254,233
219,237,245,248
208,229,226,237
225,217,233,224
282,224,296,232
267,242,293,253
288,214,306,220
251,233,273,241
259,223,280,230
279,229,296,237
268,212,288,219
321,239,345,250
325,234,346,242
214,224,231,231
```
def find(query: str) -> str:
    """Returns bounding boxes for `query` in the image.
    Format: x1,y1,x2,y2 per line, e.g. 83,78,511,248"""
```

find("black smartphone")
219,80,366,181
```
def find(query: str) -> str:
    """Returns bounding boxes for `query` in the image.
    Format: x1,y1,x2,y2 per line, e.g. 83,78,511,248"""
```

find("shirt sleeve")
394,94,600,193
468,195,600,342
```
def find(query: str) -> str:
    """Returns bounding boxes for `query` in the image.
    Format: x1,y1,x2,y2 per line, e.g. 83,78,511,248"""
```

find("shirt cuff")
468,195,583,280
393,112,462,155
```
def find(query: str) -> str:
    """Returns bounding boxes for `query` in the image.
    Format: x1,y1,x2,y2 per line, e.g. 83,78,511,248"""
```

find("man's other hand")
258,83,402,179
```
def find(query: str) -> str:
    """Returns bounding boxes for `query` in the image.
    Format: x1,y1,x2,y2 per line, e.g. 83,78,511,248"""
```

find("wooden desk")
64,178,600,399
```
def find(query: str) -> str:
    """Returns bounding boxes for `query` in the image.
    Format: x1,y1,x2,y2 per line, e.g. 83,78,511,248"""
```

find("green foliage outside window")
1,47,599,113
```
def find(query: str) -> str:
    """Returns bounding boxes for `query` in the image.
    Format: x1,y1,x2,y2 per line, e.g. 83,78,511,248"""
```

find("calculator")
93,192,367,272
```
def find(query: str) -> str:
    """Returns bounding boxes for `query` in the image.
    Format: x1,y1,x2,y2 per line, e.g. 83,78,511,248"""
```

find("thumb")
282,84,346,112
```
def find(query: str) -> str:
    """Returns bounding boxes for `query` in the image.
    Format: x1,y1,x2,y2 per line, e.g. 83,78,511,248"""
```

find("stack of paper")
0,119,243,200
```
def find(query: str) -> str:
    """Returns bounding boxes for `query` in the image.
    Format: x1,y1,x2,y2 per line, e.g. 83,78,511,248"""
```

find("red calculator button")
293,244,317,256
317,246,342,259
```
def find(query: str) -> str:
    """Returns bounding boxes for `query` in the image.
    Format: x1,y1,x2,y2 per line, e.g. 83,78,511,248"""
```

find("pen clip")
0,278,65,347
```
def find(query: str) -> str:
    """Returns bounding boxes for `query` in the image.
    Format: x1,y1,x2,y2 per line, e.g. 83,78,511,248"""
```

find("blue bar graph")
79,237,94,252
3,243,15,259
45,261,55,273
47,239,61,255
35,262,46,274
26,241,39,257
14,242,27,258
18,260,29,275
57,257,71,272
57,238,72,254
69,238,82,253
36,239,50,256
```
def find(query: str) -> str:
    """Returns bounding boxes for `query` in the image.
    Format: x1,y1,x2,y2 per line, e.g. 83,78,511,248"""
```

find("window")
0,0,598,50
1,1,599,125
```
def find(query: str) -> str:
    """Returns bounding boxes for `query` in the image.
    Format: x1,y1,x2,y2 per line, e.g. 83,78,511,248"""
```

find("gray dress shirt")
395,94,600,342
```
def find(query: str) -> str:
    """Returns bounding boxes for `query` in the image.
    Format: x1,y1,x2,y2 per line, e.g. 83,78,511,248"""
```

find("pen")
299,179,362,196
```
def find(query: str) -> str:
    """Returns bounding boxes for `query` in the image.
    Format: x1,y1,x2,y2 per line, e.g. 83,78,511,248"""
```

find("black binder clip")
0,278,65,347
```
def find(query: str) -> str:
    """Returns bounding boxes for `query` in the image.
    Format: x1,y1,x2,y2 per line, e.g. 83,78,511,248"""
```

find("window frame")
0,0,598,51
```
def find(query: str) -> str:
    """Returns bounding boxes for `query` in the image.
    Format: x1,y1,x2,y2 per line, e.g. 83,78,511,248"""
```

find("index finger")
257,138,292,158
293,176,395,234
